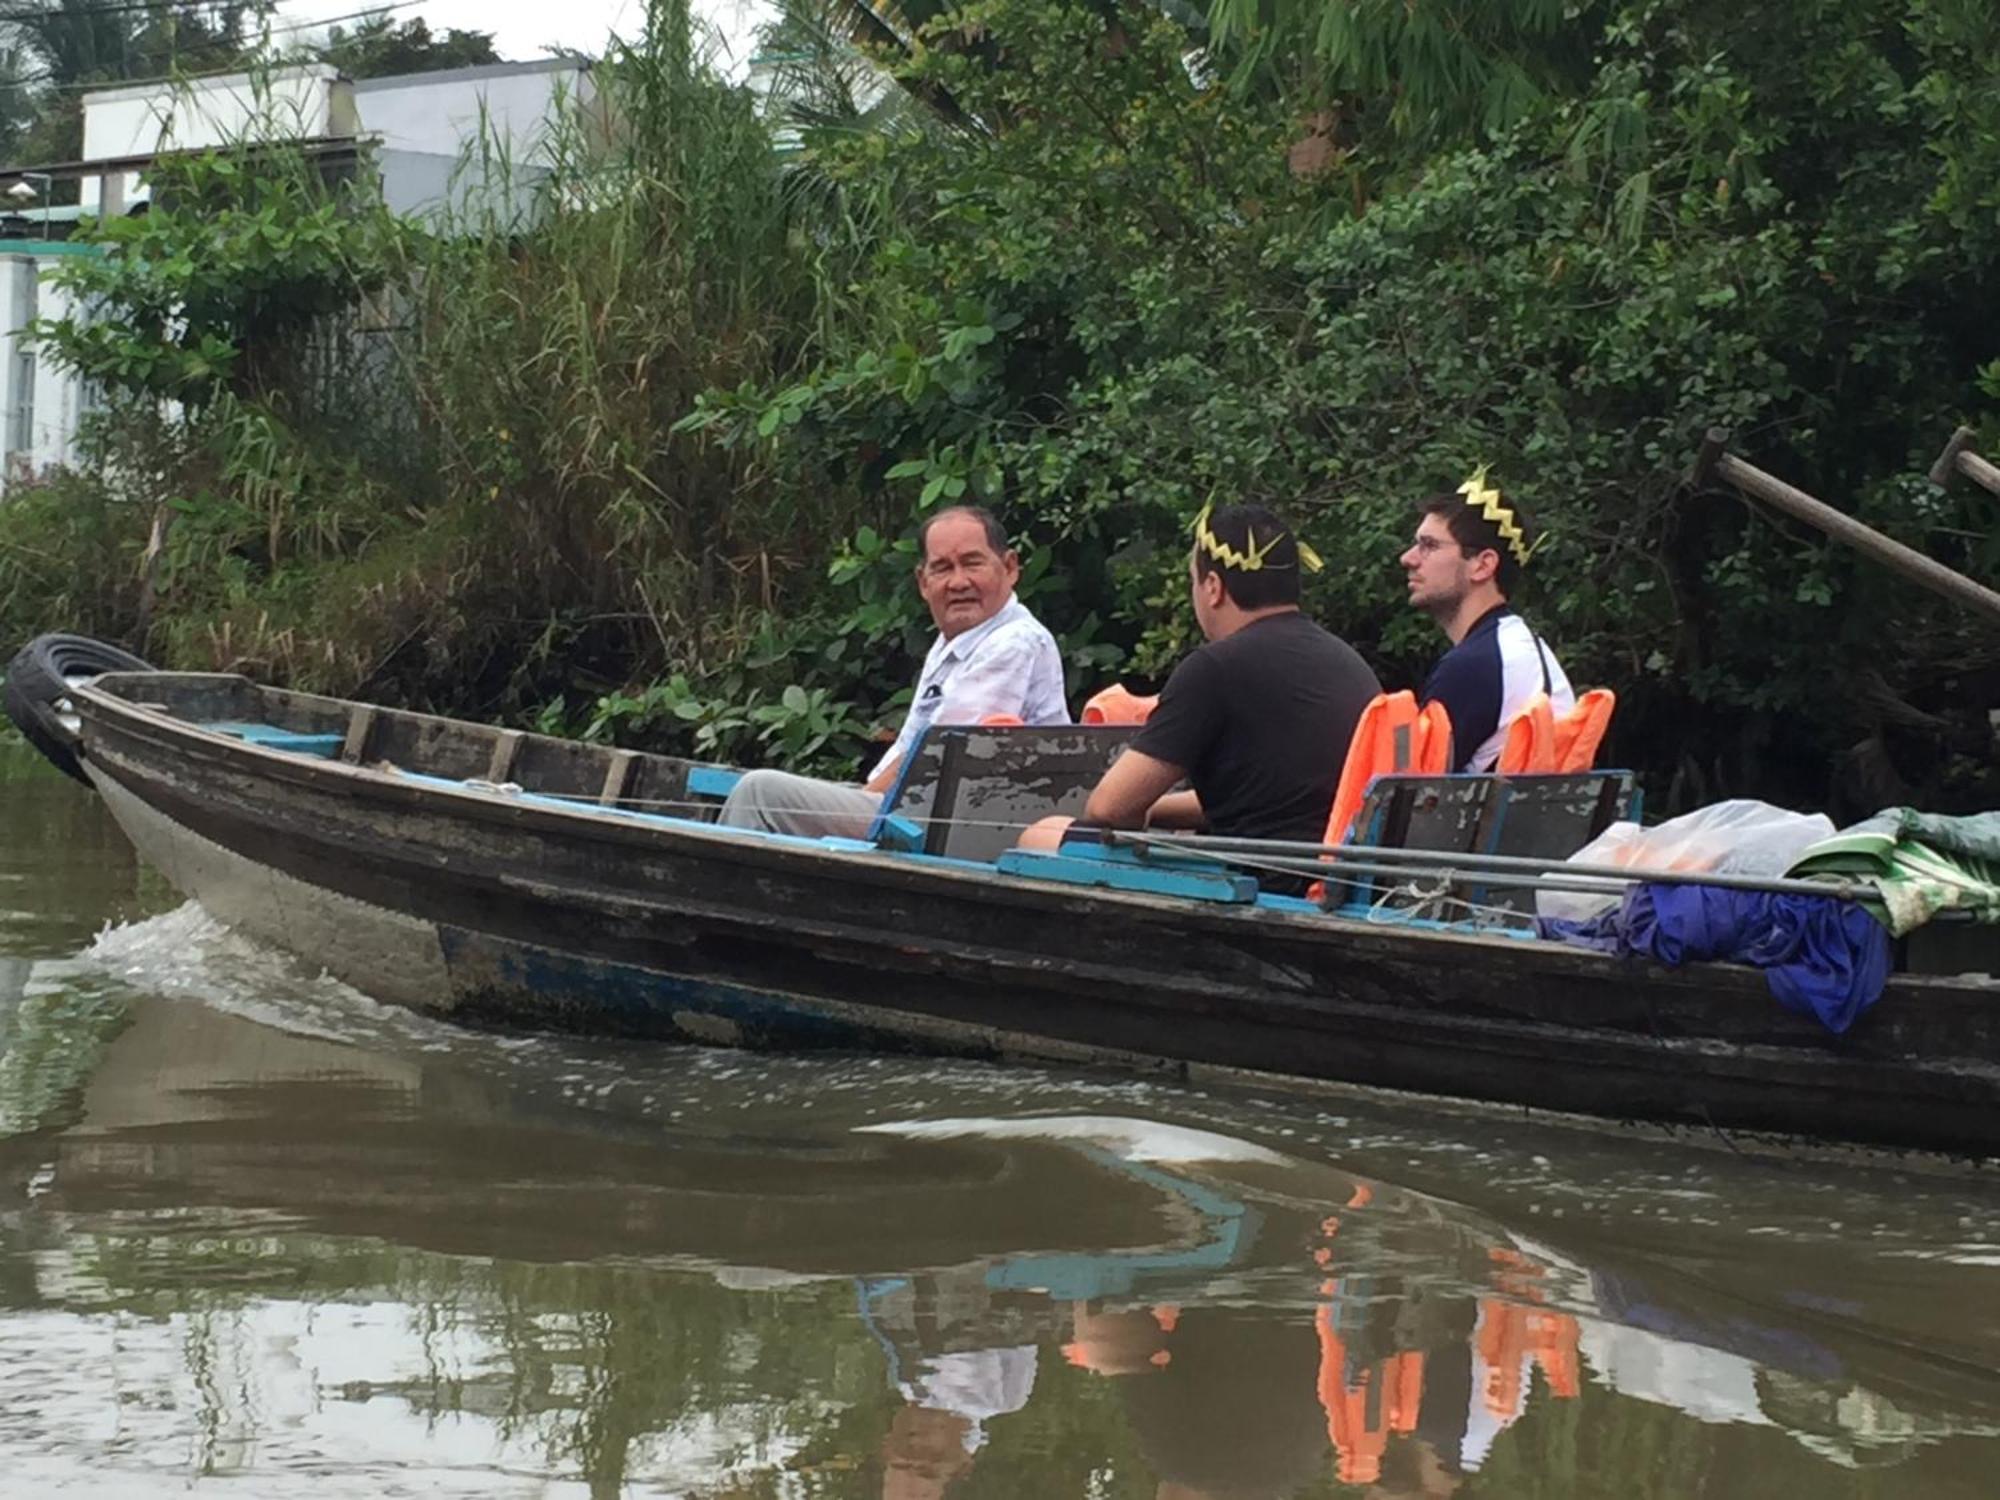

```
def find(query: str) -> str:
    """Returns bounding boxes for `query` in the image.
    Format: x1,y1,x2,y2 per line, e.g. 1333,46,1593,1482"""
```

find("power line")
0,1,286,26
2,0,425,90
259,0,423,40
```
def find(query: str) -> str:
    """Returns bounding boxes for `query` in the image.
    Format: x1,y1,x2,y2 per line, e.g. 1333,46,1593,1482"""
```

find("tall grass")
389,0,869,697
4,0,877,720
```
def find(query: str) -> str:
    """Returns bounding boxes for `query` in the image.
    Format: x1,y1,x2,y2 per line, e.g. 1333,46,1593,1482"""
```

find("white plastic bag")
1535,799,1837,923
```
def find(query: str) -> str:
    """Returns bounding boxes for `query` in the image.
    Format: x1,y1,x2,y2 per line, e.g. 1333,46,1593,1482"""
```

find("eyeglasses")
1408,535,1483,559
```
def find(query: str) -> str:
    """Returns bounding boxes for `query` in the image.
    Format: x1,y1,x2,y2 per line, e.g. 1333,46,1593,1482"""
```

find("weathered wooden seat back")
871,725,1141,864
1346,770,1636,918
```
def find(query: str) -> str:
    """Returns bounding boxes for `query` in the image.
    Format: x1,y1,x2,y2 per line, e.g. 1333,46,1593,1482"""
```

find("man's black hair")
1193,502,1305,611
1415,488,1536,595
917,505,1011,561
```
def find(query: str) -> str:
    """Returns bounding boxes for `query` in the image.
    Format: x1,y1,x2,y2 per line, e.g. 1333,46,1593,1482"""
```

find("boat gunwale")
69,674,1605,954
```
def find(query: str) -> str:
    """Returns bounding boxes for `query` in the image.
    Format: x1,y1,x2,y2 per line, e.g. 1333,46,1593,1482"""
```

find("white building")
0,58,594,481
0,251,94,474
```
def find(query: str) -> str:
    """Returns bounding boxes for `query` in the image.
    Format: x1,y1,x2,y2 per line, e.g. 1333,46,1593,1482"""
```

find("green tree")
0,42,36,160
320,15,503,80
3,2,268,165
1202,0,1602,144
10,1,264,87
692,0,2000,809
34,146,398,406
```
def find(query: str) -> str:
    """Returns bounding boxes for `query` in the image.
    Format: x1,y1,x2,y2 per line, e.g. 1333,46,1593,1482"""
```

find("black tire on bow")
2,633,153,785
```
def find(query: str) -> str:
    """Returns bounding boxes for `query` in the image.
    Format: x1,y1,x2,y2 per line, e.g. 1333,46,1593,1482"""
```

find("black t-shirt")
1129,611,1382,844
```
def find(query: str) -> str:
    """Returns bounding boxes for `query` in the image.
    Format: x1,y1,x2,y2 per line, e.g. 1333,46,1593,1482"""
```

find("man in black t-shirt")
1078,502,1381,845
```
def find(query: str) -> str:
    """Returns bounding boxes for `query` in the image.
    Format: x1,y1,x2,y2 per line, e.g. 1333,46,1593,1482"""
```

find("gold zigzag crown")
1192,502,1323,574
1457,465,1541,568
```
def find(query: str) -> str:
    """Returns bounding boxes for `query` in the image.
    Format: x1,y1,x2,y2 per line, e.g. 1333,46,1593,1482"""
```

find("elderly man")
717,505,1070,839
1401,468,1574,773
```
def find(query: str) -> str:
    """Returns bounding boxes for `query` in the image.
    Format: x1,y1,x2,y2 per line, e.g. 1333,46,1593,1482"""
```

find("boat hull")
73,678,2000,1157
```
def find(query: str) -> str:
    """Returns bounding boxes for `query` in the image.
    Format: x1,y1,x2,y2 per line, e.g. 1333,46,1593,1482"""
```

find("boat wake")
78,902,506,1058
66,903,1194,1138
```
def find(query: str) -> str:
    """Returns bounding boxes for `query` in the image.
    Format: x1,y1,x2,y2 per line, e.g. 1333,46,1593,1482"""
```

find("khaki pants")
716,768,883,840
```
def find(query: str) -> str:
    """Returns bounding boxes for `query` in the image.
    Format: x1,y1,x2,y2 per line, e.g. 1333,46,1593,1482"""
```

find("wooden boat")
19,657,2000,1157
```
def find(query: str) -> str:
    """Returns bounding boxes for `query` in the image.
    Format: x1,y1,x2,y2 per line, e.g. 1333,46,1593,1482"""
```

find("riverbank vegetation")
3,0,1998,814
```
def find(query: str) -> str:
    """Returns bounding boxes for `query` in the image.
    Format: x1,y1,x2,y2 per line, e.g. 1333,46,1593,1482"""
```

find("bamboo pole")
1690,427,2000,626
1928,425,2000,499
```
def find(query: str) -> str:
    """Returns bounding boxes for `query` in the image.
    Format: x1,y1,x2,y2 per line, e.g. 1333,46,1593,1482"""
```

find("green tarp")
1788,808,2000,937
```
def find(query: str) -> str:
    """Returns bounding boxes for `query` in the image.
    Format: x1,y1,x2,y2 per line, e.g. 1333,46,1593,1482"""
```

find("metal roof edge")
352,57,594,93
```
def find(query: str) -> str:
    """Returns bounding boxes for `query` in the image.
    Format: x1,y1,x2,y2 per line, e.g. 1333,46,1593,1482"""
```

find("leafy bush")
35,146,400,408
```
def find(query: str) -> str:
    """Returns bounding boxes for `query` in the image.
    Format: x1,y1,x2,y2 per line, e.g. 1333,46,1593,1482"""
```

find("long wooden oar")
1690,427,2000,626
1929,426,2000,499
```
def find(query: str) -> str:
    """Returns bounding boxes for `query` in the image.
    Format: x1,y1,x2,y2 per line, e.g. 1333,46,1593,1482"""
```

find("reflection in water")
5,741,2000,1497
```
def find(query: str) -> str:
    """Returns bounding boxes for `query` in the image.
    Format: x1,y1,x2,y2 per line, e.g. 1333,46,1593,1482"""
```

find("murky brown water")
7,739,2000,1497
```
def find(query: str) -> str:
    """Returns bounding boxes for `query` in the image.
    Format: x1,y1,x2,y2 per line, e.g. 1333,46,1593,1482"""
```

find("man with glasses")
1401,469,1574,773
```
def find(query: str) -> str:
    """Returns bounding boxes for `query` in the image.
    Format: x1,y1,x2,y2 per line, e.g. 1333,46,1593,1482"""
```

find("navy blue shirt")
1420,604,1575,773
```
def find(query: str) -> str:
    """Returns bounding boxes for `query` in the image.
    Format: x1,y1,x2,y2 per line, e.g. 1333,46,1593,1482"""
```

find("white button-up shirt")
869,595,1071,779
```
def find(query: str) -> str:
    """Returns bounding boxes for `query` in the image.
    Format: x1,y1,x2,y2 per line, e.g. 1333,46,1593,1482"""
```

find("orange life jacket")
1555,687,1616,771
1080,683,1158,725
1497,687,1617,775
1321,691,1452,848
1497,693,1557,774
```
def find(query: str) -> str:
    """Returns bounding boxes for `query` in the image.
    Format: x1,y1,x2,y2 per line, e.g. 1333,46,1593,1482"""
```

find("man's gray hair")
917,505,1011,560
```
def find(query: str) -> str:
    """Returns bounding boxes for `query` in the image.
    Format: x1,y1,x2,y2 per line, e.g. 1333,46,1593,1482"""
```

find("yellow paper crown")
1192,502,1324,574
1457,465,1541,568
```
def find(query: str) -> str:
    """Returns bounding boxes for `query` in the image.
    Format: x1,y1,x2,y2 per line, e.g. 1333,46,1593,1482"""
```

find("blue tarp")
1540,884,1890,1035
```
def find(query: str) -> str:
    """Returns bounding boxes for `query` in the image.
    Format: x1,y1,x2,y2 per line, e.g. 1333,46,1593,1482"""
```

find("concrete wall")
374,149,550,229
354,60,590,167
358,63,586,227
77,60,589,224
80,65,351,213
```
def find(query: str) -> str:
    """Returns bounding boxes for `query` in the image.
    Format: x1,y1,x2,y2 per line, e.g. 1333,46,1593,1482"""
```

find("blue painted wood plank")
202,722,345,757
995,849,1257,903
686,765,743,799
874,815,924,853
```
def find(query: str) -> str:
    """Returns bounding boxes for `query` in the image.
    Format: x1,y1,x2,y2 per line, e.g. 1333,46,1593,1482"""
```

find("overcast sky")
275,0,776,75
